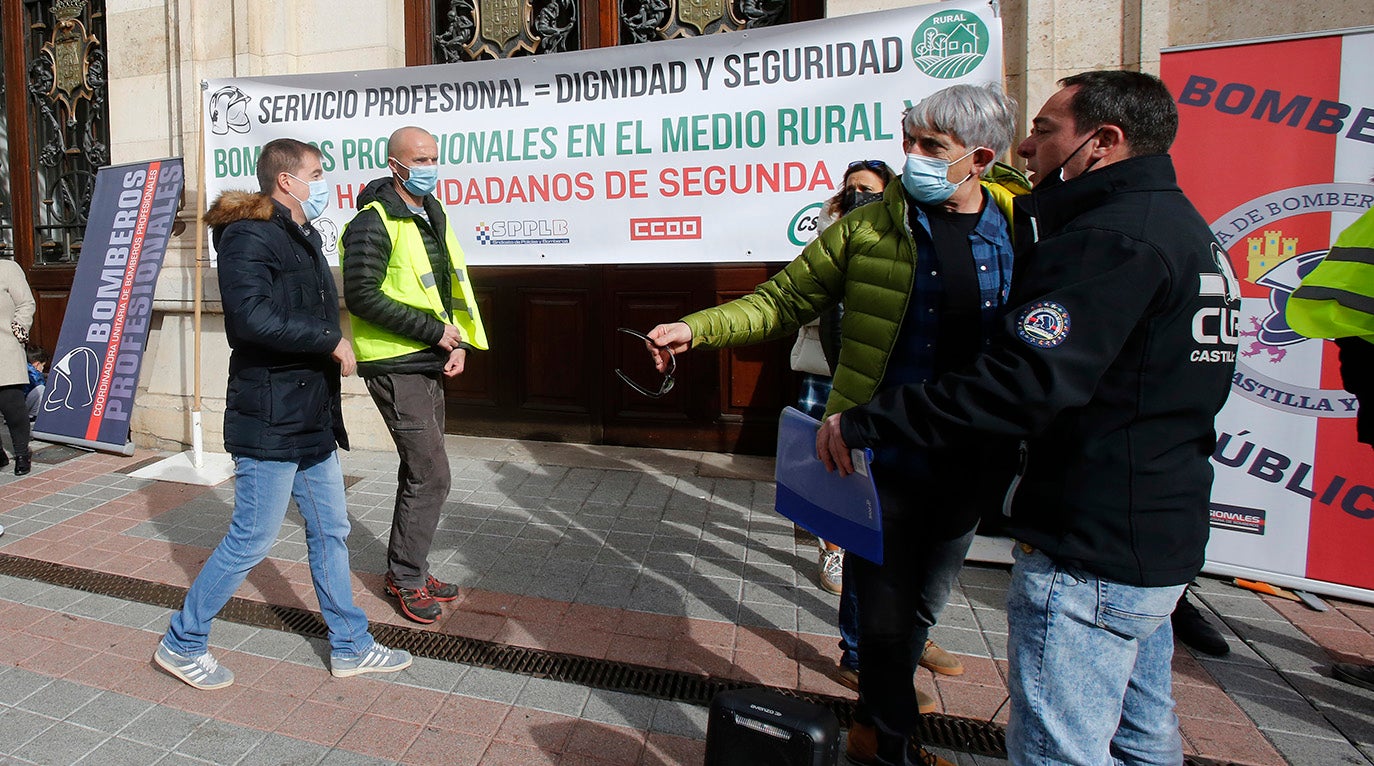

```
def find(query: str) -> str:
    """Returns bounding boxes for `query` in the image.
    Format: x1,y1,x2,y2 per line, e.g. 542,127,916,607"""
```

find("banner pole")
191,90,207,469
127,84,232,486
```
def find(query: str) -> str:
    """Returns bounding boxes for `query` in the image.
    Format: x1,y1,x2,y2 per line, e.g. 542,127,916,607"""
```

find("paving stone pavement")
0,435,1369,764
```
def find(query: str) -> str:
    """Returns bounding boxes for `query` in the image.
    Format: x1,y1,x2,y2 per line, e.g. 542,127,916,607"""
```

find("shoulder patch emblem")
1017,301,1071,348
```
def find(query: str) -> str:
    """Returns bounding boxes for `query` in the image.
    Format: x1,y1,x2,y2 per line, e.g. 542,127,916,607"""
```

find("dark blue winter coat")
206,191,348,459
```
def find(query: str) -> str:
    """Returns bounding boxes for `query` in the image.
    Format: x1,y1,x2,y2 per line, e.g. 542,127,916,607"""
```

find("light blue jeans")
1006,545,1185,766
163,451,374,658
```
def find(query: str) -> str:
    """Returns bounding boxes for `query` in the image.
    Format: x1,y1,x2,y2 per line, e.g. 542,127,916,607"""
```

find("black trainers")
1173,594,1229,656
425,574,460,602
384,574,442,624
0,449,9,470
1333,662,1374,692
14,452,30,476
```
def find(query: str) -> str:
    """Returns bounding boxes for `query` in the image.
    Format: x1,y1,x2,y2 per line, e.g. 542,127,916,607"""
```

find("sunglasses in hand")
615,327,675,398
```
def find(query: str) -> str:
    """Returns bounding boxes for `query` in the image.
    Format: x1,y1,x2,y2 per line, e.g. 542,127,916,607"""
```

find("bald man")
340,126,489,624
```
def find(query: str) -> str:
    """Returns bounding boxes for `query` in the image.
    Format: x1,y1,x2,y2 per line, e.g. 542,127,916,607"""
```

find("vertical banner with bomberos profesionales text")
1162,27,1374,602
34,158,184,455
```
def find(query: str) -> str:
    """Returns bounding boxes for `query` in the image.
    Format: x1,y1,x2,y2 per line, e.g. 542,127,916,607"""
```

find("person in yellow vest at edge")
340,126,489,624
1286,194,1374,693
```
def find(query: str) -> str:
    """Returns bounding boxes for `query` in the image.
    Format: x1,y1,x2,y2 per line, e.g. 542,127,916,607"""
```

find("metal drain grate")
0,552,1239,763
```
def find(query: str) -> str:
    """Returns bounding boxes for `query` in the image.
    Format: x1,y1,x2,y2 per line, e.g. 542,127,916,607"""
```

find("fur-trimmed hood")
205,190,277,230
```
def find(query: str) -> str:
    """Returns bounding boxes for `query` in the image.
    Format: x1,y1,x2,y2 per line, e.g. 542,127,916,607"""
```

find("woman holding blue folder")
644,84,1026,766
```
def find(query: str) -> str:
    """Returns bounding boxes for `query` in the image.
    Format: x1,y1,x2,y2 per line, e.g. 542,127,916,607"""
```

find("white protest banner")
204,1,1003,265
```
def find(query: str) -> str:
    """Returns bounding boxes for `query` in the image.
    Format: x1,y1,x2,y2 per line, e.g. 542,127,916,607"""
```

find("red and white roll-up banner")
1162,27,1374,602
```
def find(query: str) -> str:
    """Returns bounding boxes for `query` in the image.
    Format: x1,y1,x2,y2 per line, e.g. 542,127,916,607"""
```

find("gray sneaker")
330,642,413,678
154,642,234,690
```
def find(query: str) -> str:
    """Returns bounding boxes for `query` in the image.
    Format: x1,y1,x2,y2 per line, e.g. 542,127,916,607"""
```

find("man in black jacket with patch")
817,71,1239,764
155,138,411,689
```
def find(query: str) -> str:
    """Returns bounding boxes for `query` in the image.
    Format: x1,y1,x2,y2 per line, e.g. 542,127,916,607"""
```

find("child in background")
24,347,47,422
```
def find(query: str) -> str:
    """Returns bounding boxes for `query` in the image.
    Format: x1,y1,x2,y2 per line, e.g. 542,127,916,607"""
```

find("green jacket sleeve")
682,218,854,348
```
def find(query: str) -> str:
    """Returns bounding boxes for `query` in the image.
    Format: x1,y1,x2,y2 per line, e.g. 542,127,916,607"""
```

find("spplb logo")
911,10,989,79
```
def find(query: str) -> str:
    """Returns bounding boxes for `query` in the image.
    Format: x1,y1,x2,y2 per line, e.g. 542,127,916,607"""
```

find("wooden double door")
405,0,820,454
447,263,795,454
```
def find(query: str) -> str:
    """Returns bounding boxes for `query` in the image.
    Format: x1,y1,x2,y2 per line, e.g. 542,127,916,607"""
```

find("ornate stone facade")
103,0,1368,451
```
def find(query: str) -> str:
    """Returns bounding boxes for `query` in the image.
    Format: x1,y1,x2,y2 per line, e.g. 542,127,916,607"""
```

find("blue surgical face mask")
287,173,329,220
393,160,439,197
901,147,980,205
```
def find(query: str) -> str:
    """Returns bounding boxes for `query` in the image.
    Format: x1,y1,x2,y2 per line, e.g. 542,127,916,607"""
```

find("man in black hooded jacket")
155,138,411,689
817,71,1240,764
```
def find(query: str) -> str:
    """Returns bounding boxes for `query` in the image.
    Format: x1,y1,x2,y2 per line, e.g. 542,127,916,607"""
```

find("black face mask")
1034,130,1101,193
839,188,884,215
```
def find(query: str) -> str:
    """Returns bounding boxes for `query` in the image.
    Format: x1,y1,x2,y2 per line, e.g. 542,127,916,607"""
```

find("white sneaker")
154,642,234,690
819,548,844,595
330,642,413,678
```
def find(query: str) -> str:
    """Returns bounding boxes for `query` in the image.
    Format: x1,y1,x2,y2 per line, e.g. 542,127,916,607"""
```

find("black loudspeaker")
704,687,840,766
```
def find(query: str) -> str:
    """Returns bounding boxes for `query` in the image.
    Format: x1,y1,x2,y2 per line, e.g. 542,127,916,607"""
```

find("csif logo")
630,216,702,241
910,10,989,79
787,202,823,247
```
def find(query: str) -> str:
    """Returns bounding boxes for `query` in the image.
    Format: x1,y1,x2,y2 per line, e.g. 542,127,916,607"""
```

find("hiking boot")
154,642,234,690
425,574,460,602
836,664,860,692
844,720,953,766
13,452,30,476
918,640,964,676
385,574,442,624
819,548,844,595
1333,662,1374,692
330,642,413,678
832,663,936,714
1172,595,1229,656
916,688,937,715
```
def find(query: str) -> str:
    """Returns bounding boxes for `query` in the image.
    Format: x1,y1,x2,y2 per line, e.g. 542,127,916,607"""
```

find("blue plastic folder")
773,406,884,565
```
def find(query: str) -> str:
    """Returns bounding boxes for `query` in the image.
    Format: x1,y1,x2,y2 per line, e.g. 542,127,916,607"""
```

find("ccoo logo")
630,216,702,241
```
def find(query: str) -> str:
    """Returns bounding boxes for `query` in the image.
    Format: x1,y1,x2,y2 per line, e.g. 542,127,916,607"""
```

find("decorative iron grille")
0,20,13,260
432,0,791,61
434,0,581,61
621,0,787,44
24,0,109,264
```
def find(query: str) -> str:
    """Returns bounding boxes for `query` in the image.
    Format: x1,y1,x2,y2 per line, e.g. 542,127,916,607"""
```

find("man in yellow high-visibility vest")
1287,198,1374,692
341,126,489,624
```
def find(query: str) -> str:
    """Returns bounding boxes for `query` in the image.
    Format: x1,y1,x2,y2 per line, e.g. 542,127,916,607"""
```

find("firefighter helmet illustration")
44,346,99,412
208,86,251,135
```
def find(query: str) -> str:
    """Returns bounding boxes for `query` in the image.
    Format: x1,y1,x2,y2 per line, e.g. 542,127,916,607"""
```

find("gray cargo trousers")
364,371,451,590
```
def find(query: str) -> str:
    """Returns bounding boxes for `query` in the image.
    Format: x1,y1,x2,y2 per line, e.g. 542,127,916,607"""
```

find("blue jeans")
838,552,860,670
848,476,978,755
163,451,374,658
1006,545,1185,766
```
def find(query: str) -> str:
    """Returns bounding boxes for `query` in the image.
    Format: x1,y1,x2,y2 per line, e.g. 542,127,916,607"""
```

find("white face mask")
900,147,980,205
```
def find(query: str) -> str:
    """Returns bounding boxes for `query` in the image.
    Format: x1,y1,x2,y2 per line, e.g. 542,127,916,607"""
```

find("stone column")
103,0,406,451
